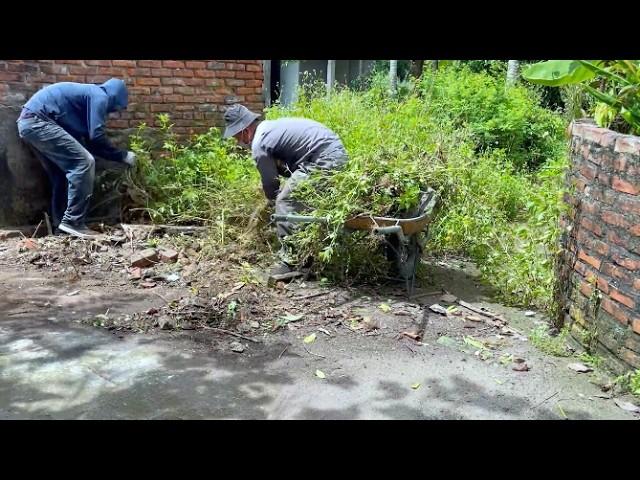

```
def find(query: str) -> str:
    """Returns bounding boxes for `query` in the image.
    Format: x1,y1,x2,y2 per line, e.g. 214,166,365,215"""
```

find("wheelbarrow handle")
271,214,328,224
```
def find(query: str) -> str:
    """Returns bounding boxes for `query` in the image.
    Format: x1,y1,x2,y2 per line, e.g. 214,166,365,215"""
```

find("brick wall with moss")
557,120,640,373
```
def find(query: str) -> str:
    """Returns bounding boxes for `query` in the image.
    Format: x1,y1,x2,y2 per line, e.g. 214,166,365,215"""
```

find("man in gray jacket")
223,104,348,274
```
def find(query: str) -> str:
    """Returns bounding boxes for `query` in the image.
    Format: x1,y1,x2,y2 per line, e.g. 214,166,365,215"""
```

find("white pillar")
506,60,520,87
280,61,300,107
326,60,336,93
389,60,398,97
262,60,271,106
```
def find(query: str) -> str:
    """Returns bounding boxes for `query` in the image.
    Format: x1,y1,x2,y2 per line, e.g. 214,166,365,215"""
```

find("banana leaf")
578,60,631,86
584,85,623,108
522,60,597,86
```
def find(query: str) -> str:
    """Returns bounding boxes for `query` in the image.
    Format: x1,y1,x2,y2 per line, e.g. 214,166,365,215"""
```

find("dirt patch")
1,226,521,345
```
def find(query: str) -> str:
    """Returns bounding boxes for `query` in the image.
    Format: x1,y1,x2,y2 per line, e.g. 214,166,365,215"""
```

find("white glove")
124,151,137,167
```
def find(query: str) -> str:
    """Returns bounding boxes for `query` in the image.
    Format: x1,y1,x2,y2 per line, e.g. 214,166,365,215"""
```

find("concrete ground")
1,265,637,420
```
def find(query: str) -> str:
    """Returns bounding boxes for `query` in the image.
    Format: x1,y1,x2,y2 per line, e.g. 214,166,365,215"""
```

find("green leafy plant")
129,116,261,227
523,60,640,134
560,84,592,122
633,371,640,396
418,65,566,170
126,115,269,255
529,324,572,357
267,67,568,309
615,369,640,397
577,352,603,369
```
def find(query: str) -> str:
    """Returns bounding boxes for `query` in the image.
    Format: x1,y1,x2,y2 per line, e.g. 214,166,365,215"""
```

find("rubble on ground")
1,226,530,367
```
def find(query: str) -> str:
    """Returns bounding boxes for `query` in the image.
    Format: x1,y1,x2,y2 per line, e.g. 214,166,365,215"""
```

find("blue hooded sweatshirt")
22,78,129,162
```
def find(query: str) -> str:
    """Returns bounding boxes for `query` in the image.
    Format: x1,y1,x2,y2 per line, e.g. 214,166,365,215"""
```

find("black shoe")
269,262,294,277
58,223,102,240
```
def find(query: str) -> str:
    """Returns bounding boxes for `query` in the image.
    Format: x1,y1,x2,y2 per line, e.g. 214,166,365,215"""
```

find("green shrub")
615,369,640,397
123,66,569,312
419,66,565,170
267,77,568,308
127,114,264,246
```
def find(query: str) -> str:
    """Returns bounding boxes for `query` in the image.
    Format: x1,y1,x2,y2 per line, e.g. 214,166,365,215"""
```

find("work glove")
124,151,137,168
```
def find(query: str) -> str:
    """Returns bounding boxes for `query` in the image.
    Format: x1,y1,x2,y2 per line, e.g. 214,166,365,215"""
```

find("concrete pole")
327,60,336,93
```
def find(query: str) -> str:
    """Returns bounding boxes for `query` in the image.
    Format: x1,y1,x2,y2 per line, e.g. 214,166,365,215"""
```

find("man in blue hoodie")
17,78,137,239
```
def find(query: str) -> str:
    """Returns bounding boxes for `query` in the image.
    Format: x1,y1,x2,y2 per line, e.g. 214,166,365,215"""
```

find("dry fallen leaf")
402,330,421,341
19,238,39,251
129,267,142,280
411,383,421,390
303,333,317,344
429,304,448,315
315,370,326,379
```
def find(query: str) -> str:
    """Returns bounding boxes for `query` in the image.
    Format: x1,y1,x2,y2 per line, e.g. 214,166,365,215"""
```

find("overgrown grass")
419,66,566,170
267,69,568,309
123,66,569,311
128,114,261,225
126,114,271,253
528,324,608,368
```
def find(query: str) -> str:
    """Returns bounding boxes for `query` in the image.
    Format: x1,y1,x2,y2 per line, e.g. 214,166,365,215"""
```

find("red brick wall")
0,59,264,226
0,59,264,135
559,121,640,372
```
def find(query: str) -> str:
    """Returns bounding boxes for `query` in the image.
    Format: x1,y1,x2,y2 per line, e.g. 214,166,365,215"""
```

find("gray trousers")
18,116,96,228
275,149,348,262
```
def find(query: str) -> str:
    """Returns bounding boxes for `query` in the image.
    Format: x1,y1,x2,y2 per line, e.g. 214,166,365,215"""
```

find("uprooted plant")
121,114,274,258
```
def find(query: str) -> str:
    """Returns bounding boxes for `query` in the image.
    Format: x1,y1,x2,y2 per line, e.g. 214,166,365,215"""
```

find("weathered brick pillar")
557,120,640,372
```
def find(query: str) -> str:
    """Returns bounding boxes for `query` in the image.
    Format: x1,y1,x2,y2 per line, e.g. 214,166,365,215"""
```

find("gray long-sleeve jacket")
251,117,347,200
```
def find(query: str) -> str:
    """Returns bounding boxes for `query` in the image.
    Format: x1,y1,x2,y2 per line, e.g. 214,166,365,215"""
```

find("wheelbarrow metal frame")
270,189,439,295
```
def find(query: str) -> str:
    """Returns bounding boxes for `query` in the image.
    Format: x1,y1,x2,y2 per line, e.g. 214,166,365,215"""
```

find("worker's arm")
253,145,280,201
84,95,129,163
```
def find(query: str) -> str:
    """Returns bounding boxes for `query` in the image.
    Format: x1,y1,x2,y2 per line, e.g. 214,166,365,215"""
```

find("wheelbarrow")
271,188,439,295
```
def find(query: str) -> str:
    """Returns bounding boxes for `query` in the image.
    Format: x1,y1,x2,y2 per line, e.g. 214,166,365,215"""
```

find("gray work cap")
223,104,260,138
